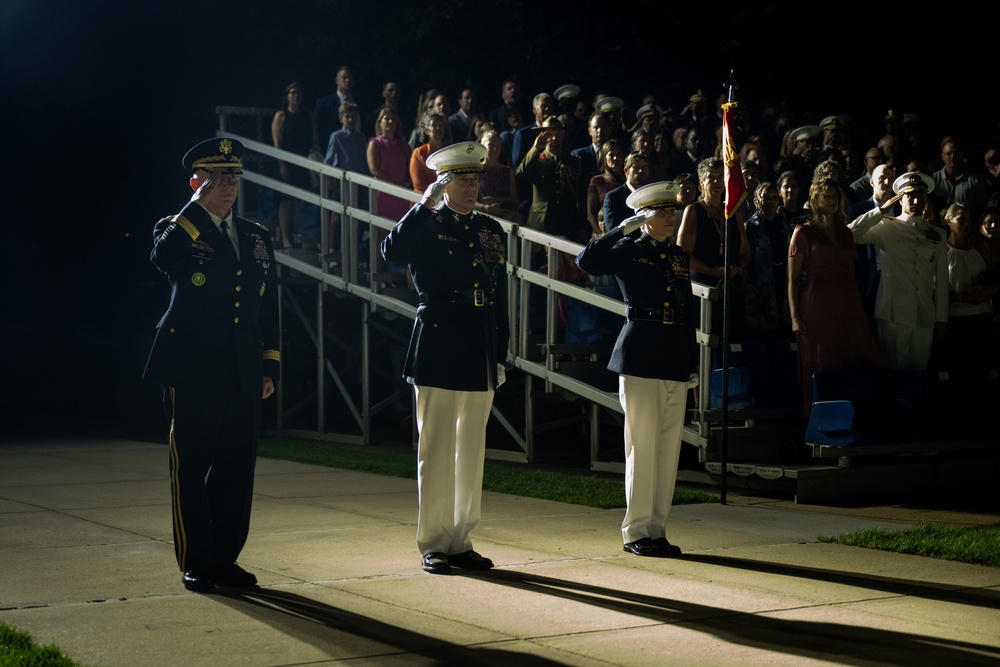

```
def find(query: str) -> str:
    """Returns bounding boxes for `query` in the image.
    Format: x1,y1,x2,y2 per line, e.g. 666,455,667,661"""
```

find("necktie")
219,220,239,259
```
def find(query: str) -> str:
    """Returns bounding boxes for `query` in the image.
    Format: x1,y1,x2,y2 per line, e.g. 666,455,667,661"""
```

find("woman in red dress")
788,178,889,417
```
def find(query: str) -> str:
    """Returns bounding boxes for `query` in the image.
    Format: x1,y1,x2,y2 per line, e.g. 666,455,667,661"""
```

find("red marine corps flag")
722,99,746,220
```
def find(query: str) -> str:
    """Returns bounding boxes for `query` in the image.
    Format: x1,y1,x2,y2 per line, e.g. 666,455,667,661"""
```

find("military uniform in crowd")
848,171,949,370
144,137,280,592
381,141,510,574
576,181,697,558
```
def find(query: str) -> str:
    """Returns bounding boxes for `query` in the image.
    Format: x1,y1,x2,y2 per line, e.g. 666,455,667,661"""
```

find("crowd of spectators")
275,69,1000,396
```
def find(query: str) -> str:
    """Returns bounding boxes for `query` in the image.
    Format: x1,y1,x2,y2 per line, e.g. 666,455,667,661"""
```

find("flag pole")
719,70,744,505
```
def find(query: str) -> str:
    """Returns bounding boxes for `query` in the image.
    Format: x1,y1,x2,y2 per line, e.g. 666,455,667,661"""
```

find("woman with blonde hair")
788,178,888,417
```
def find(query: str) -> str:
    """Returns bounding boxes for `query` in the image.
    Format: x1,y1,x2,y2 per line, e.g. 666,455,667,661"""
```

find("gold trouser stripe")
168,387,188,570
175,215,200,241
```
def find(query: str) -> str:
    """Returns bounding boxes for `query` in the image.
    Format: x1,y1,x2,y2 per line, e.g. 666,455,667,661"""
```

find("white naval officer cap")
626,181,681,212
597,96,624,113
425,141,487,175
820,115,842,130
635,103,662,120
792,125,821,141
892,171,935,195
554,84,580,100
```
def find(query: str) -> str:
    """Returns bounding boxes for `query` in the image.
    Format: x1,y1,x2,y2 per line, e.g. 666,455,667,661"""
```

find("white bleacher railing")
216,106,762,470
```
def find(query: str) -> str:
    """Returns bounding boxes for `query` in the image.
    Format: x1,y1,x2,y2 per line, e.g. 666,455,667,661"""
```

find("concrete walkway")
2,437,999,666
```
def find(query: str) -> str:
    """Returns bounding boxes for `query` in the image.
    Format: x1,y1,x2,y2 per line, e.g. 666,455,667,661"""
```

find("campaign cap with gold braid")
892,171,935,195
626,181,681,212
425,141,487,175
182,137,244,174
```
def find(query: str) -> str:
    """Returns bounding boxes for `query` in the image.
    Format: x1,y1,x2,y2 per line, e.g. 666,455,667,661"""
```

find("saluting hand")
420,171,453,208
879,192,904,214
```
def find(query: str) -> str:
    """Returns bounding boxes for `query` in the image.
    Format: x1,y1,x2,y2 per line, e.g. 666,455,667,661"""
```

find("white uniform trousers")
877,320,935,371
619,374,687,544
413,385,494,555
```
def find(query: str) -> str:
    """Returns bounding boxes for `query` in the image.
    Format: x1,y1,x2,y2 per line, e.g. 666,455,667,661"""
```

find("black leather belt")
419,290,491,306
627,306,677,324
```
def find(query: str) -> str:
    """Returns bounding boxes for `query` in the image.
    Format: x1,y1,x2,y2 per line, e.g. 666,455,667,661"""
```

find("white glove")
619,208,656,236
496,364,507,388
420,171,453,208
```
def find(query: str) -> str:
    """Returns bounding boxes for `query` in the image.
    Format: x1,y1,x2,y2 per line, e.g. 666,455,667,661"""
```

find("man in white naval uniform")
847,171,948,370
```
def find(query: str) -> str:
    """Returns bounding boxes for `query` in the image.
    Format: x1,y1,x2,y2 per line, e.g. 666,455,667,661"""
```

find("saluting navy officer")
143,137,280,592
381,141,510,574
576,181,697,558
847,171,949,370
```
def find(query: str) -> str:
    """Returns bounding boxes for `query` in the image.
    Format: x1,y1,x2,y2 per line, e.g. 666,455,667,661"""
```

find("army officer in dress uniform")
144,137,280,592
576,181,697,558
381,141,510,574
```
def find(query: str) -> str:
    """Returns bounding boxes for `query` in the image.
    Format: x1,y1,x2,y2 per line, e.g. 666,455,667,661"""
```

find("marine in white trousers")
619,374,687,544
413,385,494,555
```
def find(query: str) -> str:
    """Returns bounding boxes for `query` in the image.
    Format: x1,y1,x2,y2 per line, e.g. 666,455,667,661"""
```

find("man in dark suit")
448,88,476,142
571,112,611,182
381,141,510,575
576,181,695,558
603,152,652,234
144,137,280,593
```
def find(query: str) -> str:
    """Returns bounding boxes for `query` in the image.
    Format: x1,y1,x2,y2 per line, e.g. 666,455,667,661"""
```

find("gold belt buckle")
662,308,673,324
473,289,486,307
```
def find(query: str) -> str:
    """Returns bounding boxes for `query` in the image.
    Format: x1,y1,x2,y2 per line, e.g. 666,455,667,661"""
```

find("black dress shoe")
212,563,257,590
623,538,661,557
422,552,450,574
447,550,494,570
653,538,682,557
182,570,213,592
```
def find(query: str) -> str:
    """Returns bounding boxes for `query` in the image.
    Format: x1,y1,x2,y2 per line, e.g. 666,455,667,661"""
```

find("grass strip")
819,523,1000,568
0,621,84,667
256,438,718,510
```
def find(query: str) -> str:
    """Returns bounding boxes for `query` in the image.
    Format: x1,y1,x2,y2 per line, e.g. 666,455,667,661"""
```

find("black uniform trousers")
167,380,260,573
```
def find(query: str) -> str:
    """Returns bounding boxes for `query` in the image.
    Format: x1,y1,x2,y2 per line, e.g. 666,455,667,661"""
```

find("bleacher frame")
217,106,1000,503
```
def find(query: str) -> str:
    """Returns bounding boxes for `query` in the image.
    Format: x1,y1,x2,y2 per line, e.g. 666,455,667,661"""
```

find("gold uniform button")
236,285,242,292
464,224,469,230
474,282,480,288
468,242,474,248
472,261,478,266
236,270,243,276
235,301,241,308
234,317,239,324
666,285,673,291
661,253,666,259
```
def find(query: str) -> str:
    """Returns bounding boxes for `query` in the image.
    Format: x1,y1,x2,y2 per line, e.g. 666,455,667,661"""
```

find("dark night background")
2,0,994,439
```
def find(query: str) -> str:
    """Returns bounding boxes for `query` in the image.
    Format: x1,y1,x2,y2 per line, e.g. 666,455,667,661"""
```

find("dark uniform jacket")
602,183,635,234
143,201,280,395
576,226,695,381
381,203,510,391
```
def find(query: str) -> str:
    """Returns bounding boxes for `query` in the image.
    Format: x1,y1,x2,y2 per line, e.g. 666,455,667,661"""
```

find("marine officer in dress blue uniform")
576,181,698,558
381,141,510,574
143,137,280,592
